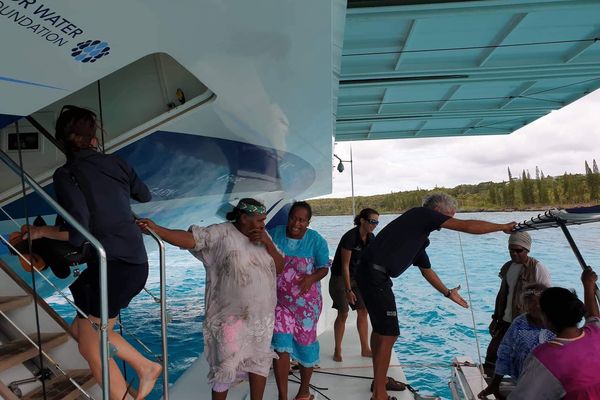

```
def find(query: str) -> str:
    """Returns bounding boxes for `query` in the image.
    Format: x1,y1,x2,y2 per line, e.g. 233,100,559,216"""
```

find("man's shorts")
329,274,366,312
356,263,399,337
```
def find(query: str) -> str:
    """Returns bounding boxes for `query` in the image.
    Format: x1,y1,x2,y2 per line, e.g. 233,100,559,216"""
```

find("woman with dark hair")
329,208,379,362
478,283,555,399
137,198,284,400
24,105,160,399
269,201,330,400
509,269,600,399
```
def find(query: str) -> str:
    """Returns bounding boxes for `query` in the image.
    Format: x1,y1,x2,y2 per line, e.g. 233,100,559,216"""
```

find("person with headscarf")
137,198,284,400
483,231,551,376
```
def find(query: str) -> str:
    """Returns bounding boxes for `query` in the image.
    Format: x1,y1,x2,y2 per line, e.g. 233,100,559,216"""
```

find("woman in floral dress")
138,198,284,400
269,201,330,400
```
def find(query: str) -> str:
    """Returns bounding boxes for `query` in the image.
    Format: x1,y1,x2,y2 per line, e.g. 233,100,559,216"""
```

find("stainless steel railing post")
144,227,169,399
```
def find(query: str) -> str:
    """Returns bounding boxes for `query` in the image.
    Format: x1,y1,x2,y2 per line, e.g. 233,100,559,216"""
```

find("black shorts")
69,259,148,319
329,274,366,312
356,264,399,337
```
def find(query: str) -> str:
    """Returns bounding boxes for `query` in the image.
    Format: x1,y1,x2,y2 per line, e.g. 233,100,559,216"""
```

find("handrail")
145,227,169,400
0,149,111,400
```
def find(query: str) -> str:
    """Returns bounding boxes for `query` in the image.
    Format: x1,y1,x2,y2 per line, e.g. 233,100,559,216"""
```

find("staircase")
0,259,101,399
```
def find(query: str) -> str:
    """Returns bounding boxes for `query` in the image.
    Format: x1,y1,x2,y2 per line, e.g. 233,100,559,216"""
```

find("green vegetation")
309,161,600,215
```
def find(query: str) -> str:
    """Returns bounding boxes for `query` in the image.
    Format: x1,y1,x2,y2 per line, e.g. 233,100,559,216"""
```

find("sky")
324,89,600,198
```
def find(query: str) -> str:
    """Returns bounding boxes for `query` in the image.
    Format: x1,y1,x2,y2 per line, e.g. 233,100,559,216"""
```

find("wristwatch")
444,289,452,297
344,288,353,293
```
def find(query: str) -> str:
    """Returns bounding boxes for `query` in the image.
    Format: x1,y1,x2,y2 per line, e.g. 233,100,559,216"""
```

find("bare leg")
212,389,228,400
370,332,397,400
295,365,314,399
75,318,128,400
248,373,267,400
70,318,79,340
357,309,372,357
273,352,290,400
103,318,162,400
333,310,348,362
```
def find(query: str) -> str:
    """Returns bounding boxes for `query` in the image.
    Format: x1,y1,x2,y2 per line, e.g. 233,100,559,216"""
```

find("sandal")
370,376,407,392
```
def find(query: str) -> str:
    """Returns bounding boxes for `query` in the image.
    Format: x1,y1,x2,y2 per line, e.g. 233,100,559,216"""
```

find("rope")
97,81,106,154
0,204,22,228
0,309,94,399
16,123,48,400
289,372,332,400
456,232,485,375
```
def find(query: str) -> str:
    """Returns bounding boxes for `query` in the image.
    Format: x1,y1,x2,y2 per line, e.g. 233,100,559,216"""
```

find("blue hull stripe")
0,75,66,91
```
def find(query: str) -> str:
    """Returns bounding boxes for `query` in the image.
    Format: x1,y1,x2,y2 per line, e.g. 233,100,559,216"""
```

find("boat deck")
169,317,416,400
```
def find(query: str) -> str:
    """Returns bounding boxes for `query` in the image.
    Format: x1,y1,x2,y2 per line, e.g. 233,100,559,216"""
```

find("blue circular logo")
71,40,110,63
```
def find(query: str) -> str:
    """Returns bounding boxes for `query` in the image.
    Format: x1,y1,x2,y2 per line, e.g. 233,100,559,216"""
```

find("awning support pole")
558,221,600,305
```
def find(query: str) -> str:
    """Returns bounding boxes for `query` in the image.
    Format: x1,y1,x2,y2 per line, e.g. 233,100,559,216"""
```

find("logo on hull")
71,40,110,63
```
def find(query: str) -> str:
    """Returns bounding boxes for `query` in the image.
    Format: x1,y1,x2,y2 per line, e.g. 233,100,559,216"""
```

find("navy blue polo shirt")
361,207,451,278
331,226,374,277
53,149,151,264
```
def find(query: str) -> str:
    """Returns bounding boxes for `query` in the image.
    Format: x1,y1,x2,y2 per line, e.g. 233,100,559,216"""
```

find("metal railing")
0,148,111,400
145,227,170,400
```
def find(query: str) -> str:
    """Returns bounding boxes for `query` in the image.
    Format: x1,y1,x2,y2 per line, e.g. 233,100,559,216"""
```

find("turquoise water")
48,212,600,399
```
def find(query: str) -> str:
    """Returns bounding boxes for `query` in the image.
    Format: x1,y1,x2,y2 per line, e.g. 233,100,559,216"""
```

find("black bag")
8,216,95,279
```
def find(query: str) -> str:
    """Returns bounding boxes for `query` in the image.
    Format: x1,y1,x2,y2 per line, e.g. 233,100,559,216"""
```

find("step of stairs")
21,369,96,400
0,295,32,312
0,333,69,373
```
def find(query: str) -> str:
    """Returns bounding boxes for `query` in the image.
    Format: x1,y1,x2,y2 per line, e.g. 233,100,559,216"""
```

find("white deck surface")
169,316,416,400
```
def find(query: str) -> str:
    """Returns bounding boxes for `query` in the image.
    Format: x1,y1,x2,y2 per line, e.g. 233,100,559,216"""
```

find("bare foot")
361,349,373,357
333,352,342,362
135,361,162,399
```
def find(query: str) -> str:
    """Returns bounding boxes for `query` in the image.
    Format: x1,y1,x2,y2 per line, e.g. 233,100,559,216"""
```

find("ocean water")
47,212,600,399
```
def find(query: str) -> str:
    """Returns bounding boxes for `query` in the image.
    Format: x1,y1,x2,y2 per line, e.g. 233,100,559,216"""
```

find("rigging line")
342,37,599,57
16,122,48,400
118,313,127,381
97,81,106,154
456,232,485,377
0,310,95,399
525,76,600,96
289,372,333,400
0,204,22,228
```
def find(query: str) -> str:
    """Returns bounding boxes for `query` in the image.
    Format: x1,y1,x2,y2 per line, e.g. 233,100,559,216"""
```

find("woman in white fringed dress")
138,198,284,400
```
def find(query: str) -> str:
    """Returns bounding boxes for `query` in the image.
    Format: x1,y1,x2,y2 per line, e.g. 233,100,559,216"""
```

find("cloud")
324,89,600,198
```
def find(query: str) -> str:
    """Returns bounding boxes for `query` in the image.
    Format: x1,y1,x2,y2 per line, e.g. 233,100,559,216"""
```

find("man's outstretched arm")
442,218,515,234
419,267,468,308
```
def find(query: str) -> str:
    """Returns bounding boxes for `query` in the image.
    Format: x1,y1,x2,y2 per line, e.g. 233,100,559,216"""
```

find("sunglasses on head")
509,248,525,253
367,219,379,225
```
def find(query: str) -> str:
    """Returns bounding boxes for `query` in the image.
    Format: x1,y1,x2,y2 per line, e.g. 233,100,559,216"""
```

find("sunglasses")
367,219,379,225
509,248,525,254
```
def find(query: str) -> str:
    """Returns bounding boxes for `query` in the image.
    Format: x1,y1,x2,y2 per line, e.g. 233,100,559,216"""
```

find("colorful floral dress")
268,225,330,367
188,222,279,388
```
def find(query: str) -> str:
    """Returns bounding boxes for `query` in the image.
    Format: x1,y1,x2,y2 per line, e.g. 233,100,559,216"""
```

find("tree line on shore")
309,160,600,216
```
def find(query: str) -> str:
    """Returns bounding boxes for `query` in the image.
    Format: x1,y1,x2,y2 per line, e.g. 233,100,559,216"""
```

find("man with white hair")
483,230,551,377
356,193,516,400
